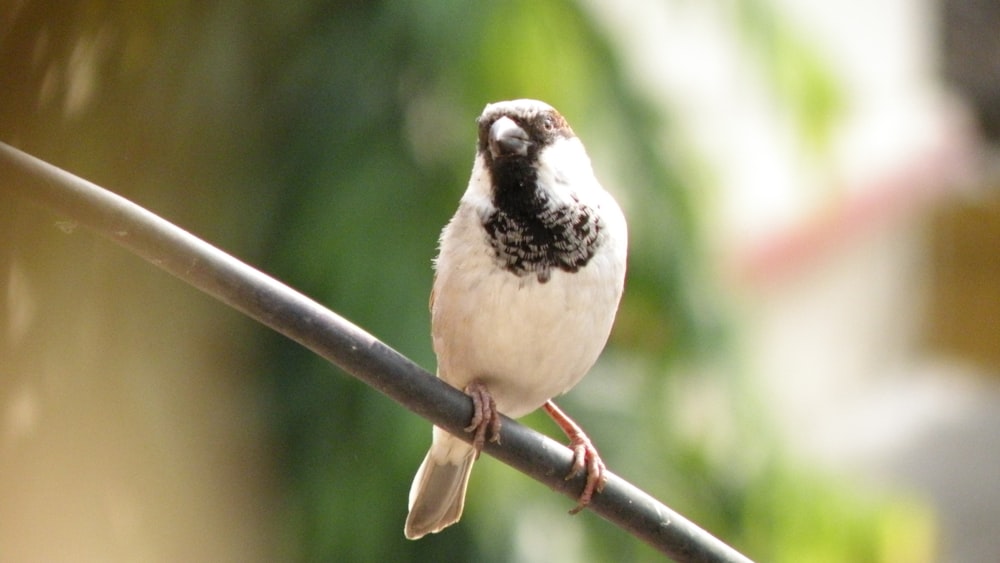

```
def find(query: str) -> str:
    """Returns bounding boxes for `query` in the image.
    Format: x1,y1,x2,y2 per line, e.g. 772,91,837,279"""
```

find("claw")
543,400,606,514
464,381,501,457
566,436,607,514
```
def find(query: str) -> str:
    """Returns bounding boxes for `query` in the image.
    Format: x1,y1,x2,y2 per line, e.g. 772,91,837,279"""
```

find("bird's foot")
543,400,608,514
464,381,501,458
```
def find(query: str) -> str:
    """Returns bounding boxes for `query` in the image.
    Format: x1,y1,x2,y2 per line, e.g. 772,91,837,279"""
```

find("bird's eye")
542,116,556,131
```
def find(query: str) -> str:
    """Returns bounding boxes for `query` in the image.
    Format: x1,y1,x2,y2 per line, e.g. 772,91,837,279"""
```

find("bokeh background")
1,1,998,561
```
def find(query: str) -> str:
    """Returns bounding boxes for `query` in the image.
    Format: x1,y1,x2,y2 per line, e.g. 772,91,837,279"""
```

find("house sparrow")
405,99,628,540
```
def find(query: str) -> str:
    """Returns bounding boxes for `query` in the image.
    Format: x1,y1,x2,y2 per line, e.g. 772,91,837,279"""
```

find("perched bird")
405,99,628,540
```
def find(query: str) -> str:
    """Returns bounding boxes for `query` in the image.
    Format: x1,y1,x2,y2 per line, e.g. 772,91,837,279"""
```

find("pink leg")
464,381,501,458
543,400,607,514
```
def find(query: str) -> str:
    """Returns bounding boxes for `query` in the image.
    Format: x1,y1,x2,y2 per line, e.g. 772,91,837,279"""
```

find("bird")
404,99,628,540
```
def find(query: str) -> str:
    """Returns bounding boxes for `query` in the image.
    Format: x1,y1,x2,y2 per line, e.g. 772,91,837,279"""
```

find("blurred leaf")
733,0,845,152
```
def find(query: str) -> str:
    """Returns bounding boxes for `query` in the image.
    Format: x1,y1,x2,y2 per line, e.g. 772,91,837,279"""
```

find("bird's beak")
489,116,531,158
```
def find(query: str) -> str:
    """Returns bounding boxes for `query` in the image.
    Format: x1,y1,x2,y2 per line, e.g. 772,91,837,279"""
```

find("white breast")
431,155,627,418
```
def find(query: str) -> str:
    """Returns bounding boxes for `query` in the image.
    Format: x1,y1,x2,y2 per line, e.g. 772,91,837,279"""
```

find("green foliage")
731,0,846,152
739,463,936,563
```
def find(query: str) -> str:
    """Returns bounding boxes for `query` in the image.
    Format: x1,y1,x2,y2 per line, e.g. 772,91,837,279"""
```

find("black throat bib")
483,158,603,283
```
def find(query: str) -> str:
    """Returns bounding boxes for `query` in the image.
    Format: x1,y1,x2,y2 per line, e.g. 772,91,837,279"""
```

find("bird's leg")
543,400,607,514
464,380,502,458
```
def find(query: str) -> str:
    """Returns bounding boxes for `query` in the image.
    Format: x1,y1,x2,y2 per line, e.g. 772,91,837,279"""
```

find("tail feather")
405,432,476,540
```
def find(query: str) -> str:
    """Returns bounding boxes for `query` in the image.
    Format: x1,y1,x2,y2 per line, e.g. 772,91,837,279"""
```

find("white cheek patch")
535,137,597,202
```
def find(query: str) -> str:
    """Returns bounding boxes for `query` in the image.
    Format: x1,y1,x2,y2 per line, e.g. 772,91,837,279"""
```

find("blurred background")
1,0,997,561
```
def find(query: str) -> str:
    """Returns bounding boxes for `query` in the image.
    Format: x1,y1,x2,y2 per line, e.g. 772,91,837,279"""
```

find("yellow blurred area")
2,204,276,560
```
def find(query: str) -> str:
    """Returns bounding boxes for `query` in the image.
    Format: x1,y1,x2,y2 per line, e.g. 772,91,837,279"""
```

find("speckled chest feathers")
481,140,603,284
